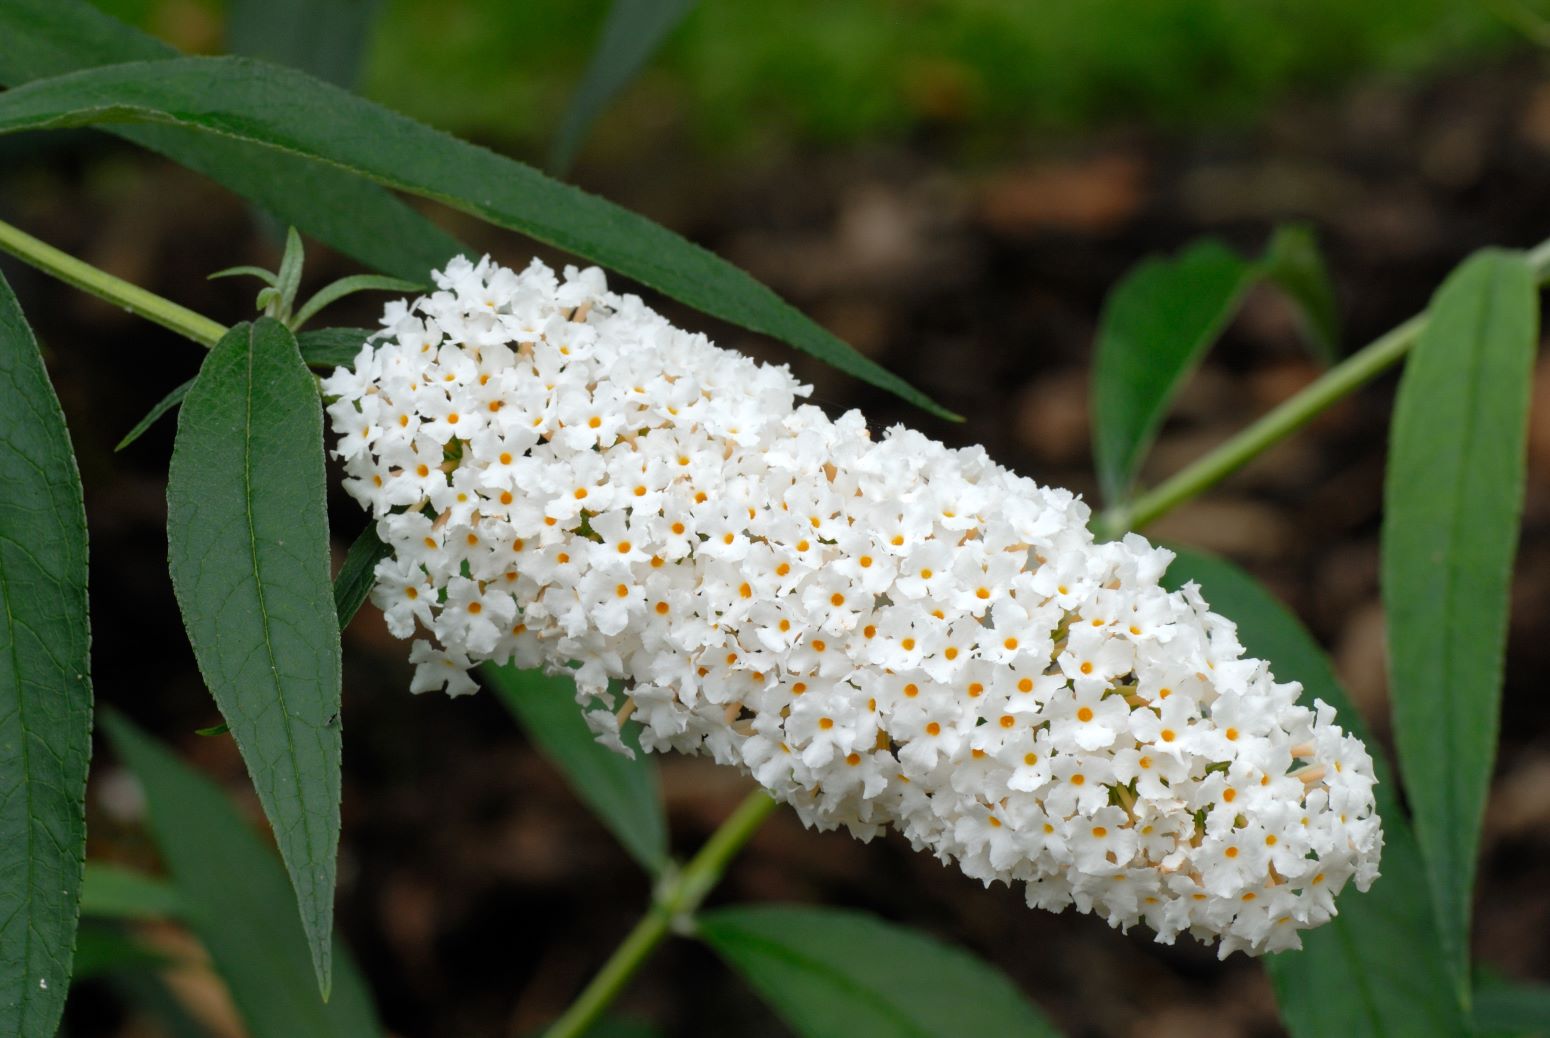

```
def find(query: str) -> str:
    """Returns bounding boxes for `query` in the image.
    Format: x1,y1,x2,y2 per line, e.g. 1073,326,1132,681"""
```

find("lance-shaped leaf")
226,0,381,89
79,863,183,921
115,376,194,451
1259,224,1340,363
574,1020,664,1038
69,923,174,983
485,664,668,875
333,523,390,629
1472,980,1550,1035
0,56,953,419
0,271,92,1038
292,277,422,331
550,0,696,175
298,326,377,369
166,318,341,997
102,713,382,1037
699,905,1061,1038
1091,239,1253,506
0,0,462,281
1381,249,1538,999
115,326,374,453
1164,547,1467,1037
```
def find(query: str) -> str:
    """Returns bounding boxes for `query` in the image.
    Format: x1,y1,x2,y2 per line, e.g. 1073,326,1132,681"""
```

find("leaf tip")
316,958,334,1003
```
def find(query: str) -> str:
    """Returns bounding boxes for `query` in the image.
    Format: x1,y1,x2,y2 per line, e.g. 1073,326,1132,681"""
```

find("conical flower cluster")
322,256,1383,956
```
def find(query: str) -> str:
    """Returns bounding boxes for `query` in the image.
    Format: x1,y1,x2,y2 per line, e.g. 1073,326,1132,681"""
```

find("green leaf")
334,522,390,629
1473,982,1550,1035
226,0,381,89
114,324,369,458
69,922,174,982
0,55,953,419
299,326,376,370
1259,224,1340,363
292,275,424,330
1091,239,1253,506
522,1018,662,1038
79,863,182,921
567,1018,662,1038
269,227,306,322
0,0,463,282
101,712,383,1037
698,905,1061,1038
1162,547,1467,1037
209,264,280,286
115,376,193,452
1381,249,1538,999
484,663,668,875
166,317,342,998
0,271,92,1038
549,0,696,175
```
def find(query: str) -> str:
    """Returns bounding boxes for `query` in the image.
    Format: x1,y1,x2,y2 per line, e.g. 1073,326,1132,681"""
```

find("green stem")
0,217,226,347
542,790,778,1038
1098,236,1550,538
1101,311,1424,536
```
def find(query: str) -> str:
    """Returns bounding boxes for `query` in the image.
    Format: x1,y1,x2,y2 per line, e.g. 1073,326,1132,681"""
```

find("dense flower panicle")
323,256,1383,957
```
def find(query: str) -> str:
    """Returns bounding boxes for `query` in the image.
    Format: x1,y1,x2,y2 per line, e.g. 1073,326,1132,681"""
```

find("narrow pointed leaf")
209,264,280,286
570,1020,664,1038
69,923,174,982
0,271,92,1038
114,326,370,456
699,905,1061,1038
1164,547,1467,1037
102,713,382,1037
485,663,668,874
1259,224,1340,363
299,327,376,369
79,863,182,920
0,56,953,419
226,0,381,89
1091,239,1253,506
0,0,463,281
550,0,696,175
1382,249,1538,998
166,317,341,997
1473,982,1550,1034
114,376,194,451
292,275,423,330
333,523,390,629
271,227,306,321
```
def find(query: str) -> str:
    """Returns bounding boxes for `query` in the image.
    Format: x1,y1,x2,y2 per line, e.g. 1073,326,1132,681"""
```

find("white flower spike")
323,256,1383,957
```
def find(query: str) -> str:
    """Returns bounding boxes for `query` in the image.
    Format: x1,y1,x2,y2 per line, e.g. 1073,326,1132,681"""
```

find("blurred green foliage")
369,0,1512,152
94,0,1514,153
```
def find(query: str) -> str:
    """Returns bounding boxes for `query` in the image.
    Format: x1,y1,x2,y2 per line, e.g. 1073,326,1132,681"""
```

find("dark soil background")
5,50,1550,1038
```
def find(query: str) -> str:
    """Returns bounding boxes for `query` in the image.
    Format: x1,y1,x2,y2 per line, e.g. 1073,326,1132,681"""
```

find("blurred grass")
364,0,1516,153
93,0,1518,155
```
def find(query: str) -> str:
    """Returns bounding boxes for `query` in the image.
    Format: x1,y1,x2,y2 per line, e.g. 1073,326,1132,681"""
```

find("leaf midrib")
238,325,315,889
1428,260,1507,976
